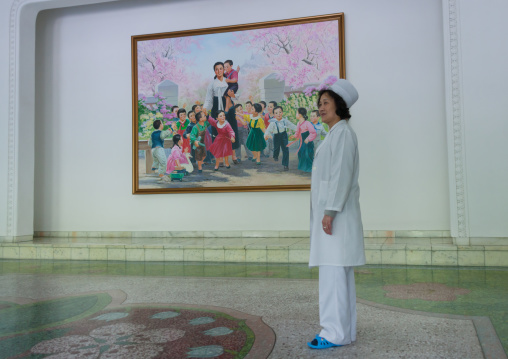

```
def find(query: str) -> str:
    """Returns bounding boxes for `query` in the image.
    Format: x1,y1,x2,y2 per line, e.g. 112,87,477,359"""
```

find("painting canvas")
132,13,345,194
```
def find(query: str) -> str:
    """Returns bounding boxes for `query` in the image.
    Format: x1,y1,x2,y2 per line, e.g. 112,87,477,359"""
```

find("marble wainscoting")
0,231,506,267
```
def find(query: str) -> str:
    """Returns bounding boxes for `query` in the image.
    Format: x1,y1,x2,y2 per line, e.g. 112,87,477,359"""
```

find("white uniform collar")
315,120,346,157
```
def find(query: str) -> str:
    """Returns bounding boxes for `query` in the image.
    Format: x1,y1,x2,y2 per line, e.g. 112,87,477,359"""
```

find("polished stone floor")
0,260,507,358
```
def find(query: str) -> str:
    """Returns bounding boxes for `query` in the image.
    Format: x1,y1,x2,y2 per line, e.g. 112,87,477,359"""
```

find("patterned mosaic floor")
0,260,507,358
0,289,274,358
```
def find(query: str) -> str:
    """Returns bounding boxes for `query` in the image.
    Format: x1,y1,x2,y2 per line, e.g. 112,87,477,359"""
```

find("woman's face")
318,92,339,126
214,64,224,79
218,112,226,122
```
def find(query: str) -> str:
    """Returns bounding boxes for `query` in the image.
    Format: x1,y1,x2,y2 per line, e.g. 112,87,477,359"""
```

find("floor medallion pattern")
0,290,275,358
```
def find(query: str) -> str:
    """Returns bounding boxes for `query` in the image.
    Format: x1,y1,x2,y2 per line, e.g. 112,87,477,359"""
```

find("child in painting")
184,110,197,164
264,106,297,171
288,107,317,172
190,111,210,173
310,110,327,150
244,101,253,116
173,108,191,153
171,106,179,117
148,119,173,177
165,134,189,175
224,60,239,99
233,103,253,162
246,103,267,165
207,110,236,171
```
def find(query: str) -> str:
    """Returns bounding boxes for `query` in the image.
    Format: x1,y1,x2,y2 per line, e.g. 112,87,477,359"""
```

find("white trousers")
319,265,357,345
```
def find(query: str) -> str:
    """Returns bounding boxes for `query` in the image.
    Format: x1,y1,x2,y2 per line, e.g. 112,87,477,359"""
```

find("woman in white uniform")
307,79,365,349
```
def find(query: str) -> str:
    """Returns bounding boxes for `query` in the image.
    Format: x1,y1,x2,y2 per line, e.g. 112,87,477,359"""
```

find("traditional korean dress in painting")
207,117,235,158
288,120,317,172
190,121,209,162
246,116,266,152
175,119,191,153
204,77,228,119
165,145,189,174
225,106,240,152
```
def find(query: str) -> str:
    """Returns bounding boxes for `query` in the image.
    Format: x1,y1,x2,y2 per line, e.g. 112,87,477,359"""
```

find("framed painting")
132,13,345,194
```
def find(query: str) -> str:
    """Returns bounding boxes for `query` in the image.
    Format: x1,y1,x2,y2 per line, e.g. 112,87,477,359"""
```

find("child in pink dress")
207,110,236,171
165,134,190,175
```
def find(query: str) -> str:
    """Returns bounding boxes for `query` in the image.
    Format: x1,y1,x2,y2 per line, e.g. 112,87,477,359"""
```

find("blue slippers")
307,335,342,349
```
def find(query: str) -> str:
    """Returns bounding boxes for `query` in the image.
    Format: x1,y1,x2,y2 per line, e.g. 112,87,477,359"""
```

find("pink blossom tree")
137,37,204,103
233,21,340,88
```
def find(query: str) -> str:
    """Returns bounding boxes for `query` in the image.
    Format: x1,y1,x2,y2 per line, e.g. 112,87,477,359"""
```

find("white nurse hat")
327,79,359,108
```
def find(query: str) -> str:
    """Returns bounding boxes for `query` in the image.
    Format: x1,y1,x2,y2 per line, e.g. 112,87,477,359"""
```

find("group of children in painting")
148,60,328,180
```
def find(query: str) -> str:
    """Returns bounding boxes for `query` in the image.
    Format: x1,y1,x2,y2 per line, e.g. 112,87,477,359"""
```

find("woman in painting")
207,110,236,170
307,79,365,350
203,62,228,120
288,108,317,172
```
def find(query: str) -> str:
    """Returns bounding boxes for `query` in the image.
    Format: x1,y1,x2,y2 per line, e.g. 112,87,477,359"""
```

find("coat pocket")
318,181,328,205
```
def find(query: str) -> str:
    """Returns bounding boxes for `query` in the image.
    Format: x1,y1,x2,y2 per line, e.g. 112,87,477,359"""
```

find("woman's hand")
322,215,333,235
304,139,309,144
194,141,199,147
231,137,235,143
289,135,295,140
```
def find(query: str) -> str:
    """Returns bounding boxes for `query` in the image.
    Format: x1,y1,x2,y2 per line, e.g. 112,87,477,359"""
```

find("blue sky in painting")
179,31,254,80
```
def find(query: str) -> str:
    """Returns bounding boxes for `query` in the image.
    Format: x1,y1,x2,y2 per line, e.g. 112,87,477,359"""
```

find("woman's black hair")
172,134,182,147
213,62,224,79
177,108,187,117
317,89,351,119
253,103,262,113
196,111,204,122
297,107,308,121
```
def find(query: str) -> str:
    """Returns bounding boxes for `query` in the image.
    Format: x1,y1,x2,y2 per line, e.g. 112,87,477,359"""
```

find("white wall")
459,0,508,237
32,0,450,232
0,2,10,237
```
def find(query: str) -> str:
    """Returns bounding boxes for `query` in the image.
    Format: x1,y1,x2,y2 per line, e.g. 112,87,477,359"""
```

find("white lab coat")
309,120,365,267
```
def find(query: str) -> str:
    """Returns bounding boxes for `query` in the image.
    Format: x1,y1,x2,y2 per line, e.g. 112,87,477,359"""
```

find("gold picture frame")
132,13,345,194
